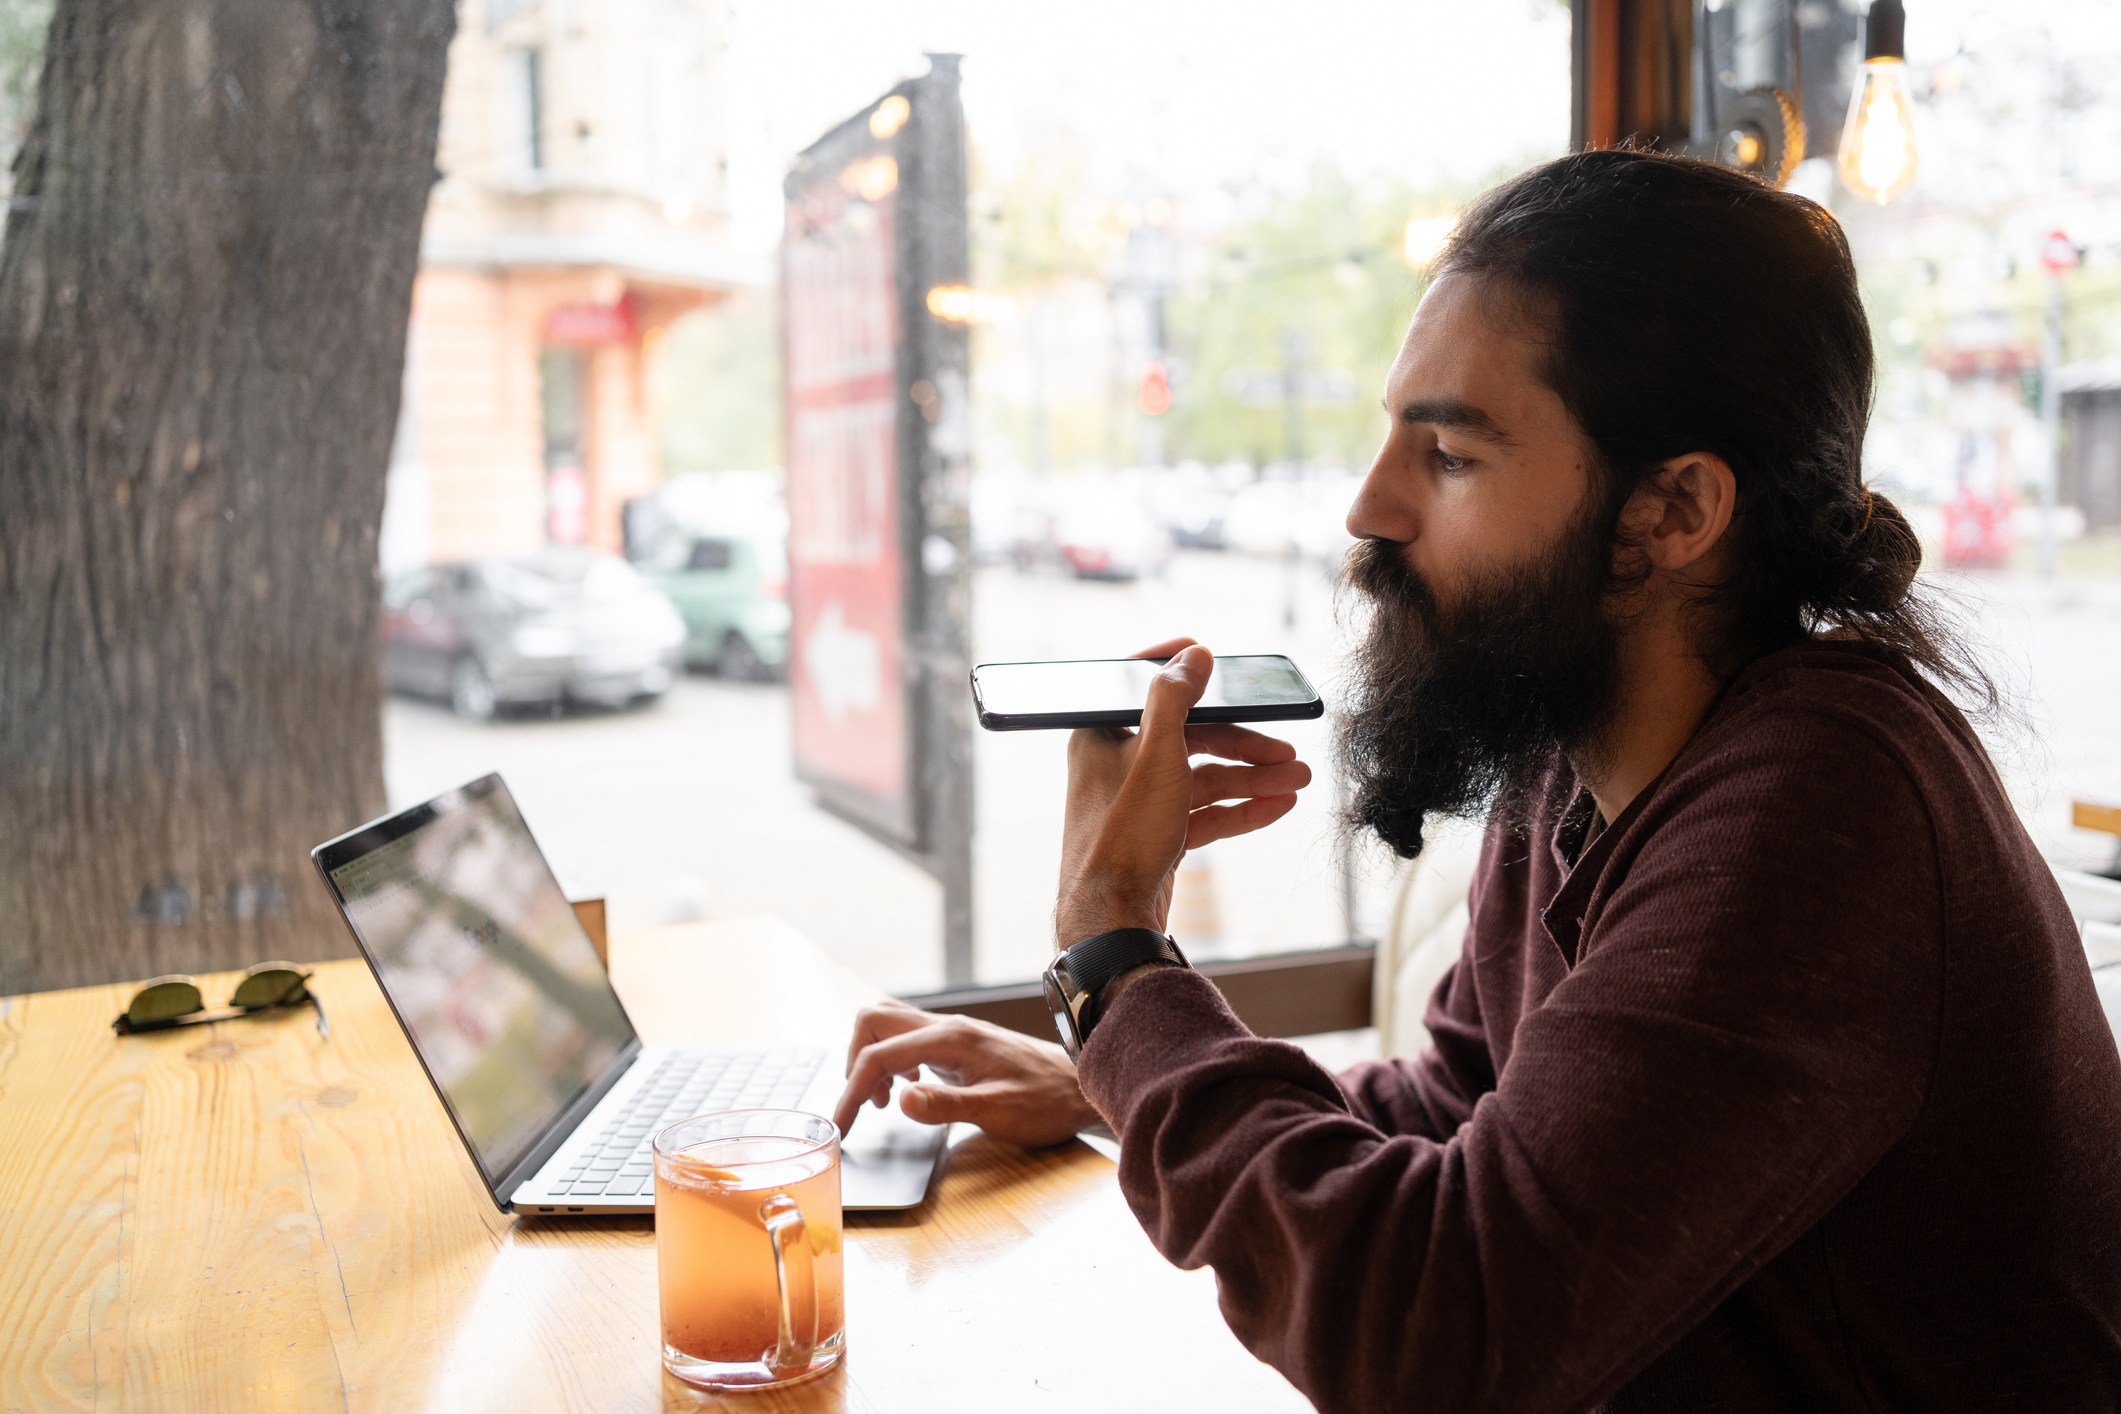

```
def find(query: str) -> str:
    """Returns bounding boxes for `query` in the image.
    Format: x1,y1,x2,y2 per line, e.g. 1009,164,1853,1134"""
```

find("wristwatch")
1043,927,1190,1060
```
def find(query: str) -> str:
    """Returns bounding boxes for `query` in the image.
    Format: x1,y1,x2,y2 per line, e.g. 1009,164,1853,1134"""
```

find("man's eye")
1434,450,1472,474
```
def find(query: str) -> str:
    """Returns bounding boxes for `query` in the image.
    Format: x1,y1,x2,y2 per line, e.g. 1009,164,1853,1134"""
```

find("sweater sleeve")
1075,712,1943,1414
1336,954,1494,1140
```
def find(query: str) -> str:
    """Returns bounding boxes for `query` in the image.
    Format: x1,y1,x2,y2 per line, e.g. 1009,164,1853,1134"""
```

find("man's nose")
1347,445,1414,544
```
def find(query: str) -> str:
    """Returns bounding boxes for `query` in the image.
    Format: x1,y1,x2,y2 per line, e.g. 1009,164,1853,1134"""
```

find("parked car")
637,531,791,678
971,470,1032,565
1144,463,1238,550
1158,484,1233,549
997,477,1170,581
381,548,685,719
1223,475,1360,560
1051,492,1172,579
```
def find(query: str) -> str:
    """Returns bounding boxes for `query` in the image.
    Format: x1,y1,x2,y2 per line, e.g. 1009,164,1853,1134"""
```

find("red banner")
784,177,907,829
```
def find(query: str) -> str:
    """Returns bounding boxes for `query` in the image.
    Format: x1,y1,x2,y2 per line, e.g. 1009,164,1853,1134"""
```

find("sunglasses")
112,961,329,1037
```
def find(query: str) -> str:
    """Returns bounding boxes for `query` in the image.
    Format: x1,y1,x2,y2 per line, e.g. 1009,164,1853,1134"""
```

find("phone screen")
972,654,1317,726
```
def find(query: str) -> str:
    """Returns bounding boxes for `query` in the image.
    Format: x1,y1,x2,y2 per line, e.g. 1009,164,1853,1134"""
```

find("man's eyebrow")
1389,397,1518,447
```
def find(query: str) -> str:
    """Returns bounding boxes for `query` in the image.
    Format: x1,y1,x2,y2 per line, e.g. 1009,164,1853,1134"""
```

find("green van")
641,532,791,679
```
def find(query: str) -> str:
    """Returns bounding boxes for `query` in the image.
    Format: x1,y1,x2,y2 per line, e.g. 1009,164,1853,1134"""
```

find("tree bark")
0,0,455,994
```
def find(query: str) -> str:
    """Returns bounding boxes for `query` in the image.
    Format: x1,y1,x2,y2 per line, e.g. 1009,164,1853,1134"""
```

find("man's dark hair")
1433,148,1990,705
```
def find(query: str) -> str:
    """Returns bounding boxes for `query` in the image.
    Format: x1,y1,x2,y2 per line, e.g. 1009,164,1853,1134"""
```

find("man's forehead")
1385,275,1557,439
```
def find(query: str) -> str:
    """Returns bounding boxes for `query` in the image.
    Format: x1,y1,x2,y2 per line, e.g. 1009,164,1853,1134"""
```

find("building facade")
380,0,769,574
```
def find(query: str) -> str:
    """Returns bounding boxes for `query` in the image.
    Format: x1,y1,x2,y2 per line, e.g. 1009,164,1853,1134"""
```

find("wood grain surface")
0,918,1311,1413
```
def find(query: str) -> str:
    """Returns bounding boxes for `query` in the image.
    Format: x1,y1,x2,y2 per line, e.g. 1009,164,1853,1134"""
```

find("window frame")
899,943,1376,1042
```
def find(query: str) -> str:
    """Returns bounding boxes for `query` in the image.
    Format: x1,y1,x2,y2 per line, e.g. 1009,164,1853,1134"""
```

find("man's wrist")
1054,899,1162,952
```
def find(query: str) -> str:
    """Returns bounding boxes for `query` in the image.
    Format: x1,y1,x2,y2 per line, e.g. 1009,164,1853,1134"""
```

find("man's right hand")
1055,640,1310,944
833,998,1100,1148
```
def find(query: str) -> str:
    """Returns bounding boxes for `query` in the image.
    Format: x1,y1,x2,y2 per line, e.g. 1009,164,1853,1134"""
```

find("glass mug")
653,1109,846,1390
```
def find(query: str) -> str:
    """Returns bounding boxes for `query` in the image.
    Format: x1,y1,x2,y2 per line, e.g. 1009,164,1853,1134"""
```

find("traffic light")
1138,360,1172,416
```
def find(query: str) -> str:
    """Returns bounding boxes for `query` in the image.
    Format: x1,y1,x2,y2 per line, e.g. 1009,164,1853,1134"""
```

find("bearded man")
834,150,2121,1411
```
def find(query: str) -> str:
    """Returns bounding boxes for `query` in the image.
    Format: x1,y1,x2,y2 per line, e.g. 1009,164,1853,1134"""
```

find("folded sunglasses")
112,961,329,1037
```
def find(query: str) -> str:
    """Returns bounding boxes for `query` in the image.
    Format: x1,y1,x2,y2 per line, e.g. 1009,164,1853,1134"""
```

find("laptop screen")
320,775,636,1186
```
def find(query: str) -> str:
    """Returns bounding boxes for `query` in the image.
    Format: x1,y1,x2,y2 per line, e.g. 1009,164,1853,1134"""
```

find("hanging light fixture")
1837,0,1920,205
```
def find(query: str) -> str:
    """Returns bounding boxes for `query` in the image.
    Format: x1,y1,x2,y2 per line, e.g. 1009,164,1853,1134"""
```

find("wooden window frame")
1571,0,1693,154
900,943,1377,1042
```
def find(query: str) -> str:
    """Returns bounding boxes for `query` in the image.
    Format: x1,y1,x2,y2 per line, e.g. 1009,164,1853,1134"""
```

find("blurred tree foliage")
965,142,1501,475
1161,168,1435,470
972,132,1112,293
965,132,1145,471
660,286,781,474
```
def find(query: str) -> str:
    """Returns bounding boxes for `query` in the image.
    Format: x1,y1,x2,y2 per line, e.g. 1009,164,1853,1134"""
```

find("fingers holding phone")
1054,645,1311,942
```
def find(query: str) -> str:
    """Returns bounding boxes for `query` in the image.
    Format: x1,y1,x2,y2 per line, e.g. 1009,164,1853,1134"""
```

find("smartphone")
969,654,1324,731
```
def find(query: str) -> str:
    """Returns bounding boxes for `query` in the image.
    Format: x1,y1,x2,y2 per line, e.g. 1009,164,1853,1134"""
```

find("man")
834,151,2121,1411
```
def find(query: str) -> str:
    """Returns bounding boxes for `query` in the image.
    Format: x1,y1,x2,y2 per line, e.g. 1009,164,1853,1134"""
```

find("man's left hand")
833,998,1097,1146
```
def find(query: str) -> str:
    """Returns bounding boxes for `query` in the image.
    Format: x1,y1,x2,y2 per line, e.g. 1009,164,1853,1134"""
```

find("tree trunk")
0,0,455,994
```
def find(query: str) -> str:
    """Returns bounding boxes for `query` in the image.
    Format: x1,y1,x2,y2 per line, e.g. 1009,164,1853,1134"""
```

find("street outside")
384,550,2121,998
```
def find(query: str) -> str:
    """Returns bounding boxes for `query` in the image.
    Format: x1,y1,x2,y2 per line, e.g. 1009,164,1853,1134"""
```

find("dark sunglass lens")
127,977,205,1025
231,964,309,1009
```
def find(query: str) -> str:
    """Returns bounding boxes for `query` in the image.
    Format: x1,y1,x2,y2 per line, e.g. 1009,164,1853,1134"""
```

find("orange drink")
654,1110,844,1390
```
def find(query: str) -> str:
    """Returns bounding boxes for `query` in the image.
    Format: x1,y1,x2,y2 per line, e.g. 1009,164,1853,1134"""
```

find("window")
502,46,543,180
11,0,2117,1030
687,539,734,572
381,3,1582,1004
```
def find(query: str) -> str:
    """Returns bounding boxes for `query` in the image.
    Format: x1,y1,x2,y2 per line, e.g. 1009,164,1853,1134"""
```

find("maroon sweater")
1078,641,2121,1412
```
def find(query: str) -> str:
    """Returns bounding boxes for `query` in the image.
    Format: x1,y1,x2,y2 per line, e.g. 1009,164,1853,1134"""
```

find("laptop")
310,772,949,1214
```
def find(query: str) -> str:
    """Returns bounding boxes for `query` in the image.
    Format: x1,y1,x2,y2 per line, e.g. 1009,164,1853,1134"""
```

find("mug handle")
758,1193,819,1374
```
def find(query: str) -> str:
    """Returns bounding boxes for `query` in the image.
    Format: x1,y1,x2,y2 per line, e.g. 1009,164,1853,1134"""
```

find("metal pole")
1281,329,1306,630
904,55,976,987
1133,217,1169,470
1280,328,1308,470
2040,268,2062,579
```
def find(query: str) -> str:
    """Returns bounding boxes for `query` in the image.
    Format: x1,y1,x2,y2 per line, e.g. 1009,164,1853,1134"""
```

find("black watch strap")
1053,927,1189,1054
1063,927,1186,999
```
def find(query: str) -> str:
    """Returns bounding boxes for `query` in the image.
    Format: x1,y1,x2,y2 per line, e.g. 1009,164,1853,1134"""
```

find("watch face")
1043,973,1078,1055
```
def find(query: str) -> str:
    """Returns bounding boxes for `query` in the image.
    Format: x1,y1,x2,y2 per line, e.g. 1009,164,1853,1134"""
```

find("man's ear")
1630,452,1736,577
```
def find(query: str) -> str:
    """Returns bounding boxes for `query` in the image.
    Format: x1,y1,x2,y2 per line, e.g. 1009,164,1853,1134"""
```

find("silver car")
382,548,686,719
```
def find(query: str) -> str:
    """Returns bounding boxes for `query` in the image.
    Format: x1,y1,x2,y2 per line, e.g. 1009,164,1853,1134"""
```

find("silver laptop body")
312,773,947,1214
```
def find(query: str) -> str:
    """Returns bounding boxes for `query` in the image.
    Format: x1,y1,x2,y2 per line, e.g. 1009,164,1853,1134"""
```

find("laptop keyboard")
551,1048,826,1199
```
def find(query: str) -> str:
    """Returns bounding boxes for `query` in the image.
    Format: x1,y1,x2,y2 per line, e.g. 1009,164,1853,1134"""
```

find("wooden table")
0,918,1311,1413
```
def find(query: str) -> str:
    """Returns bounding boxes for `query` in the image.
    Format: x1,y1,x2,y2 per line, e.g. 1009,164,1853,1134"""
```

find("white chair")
2057,868,2121,1043
1372,818,1486,1060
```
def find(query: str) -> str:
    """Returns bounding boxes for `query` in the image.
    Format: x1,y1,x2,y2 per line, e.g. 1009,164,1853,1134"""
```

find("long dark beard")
1335,495,1631,859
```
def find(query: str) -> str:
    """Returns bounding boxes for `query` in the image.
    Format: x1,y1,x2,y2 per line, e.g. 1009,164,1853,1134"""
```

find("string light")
838,155,898,201
868,96,910,140
924,286,1015,324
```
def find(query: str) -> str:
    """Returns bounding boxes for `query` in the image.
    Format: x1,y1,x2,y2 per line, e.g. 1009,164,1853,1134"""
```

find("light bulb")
1837,58,1919,205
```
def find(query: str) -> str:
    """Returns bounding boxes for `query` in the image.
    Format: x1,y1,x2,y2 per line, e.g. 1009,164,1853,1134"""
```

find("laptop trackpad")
841,1109,949,1210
